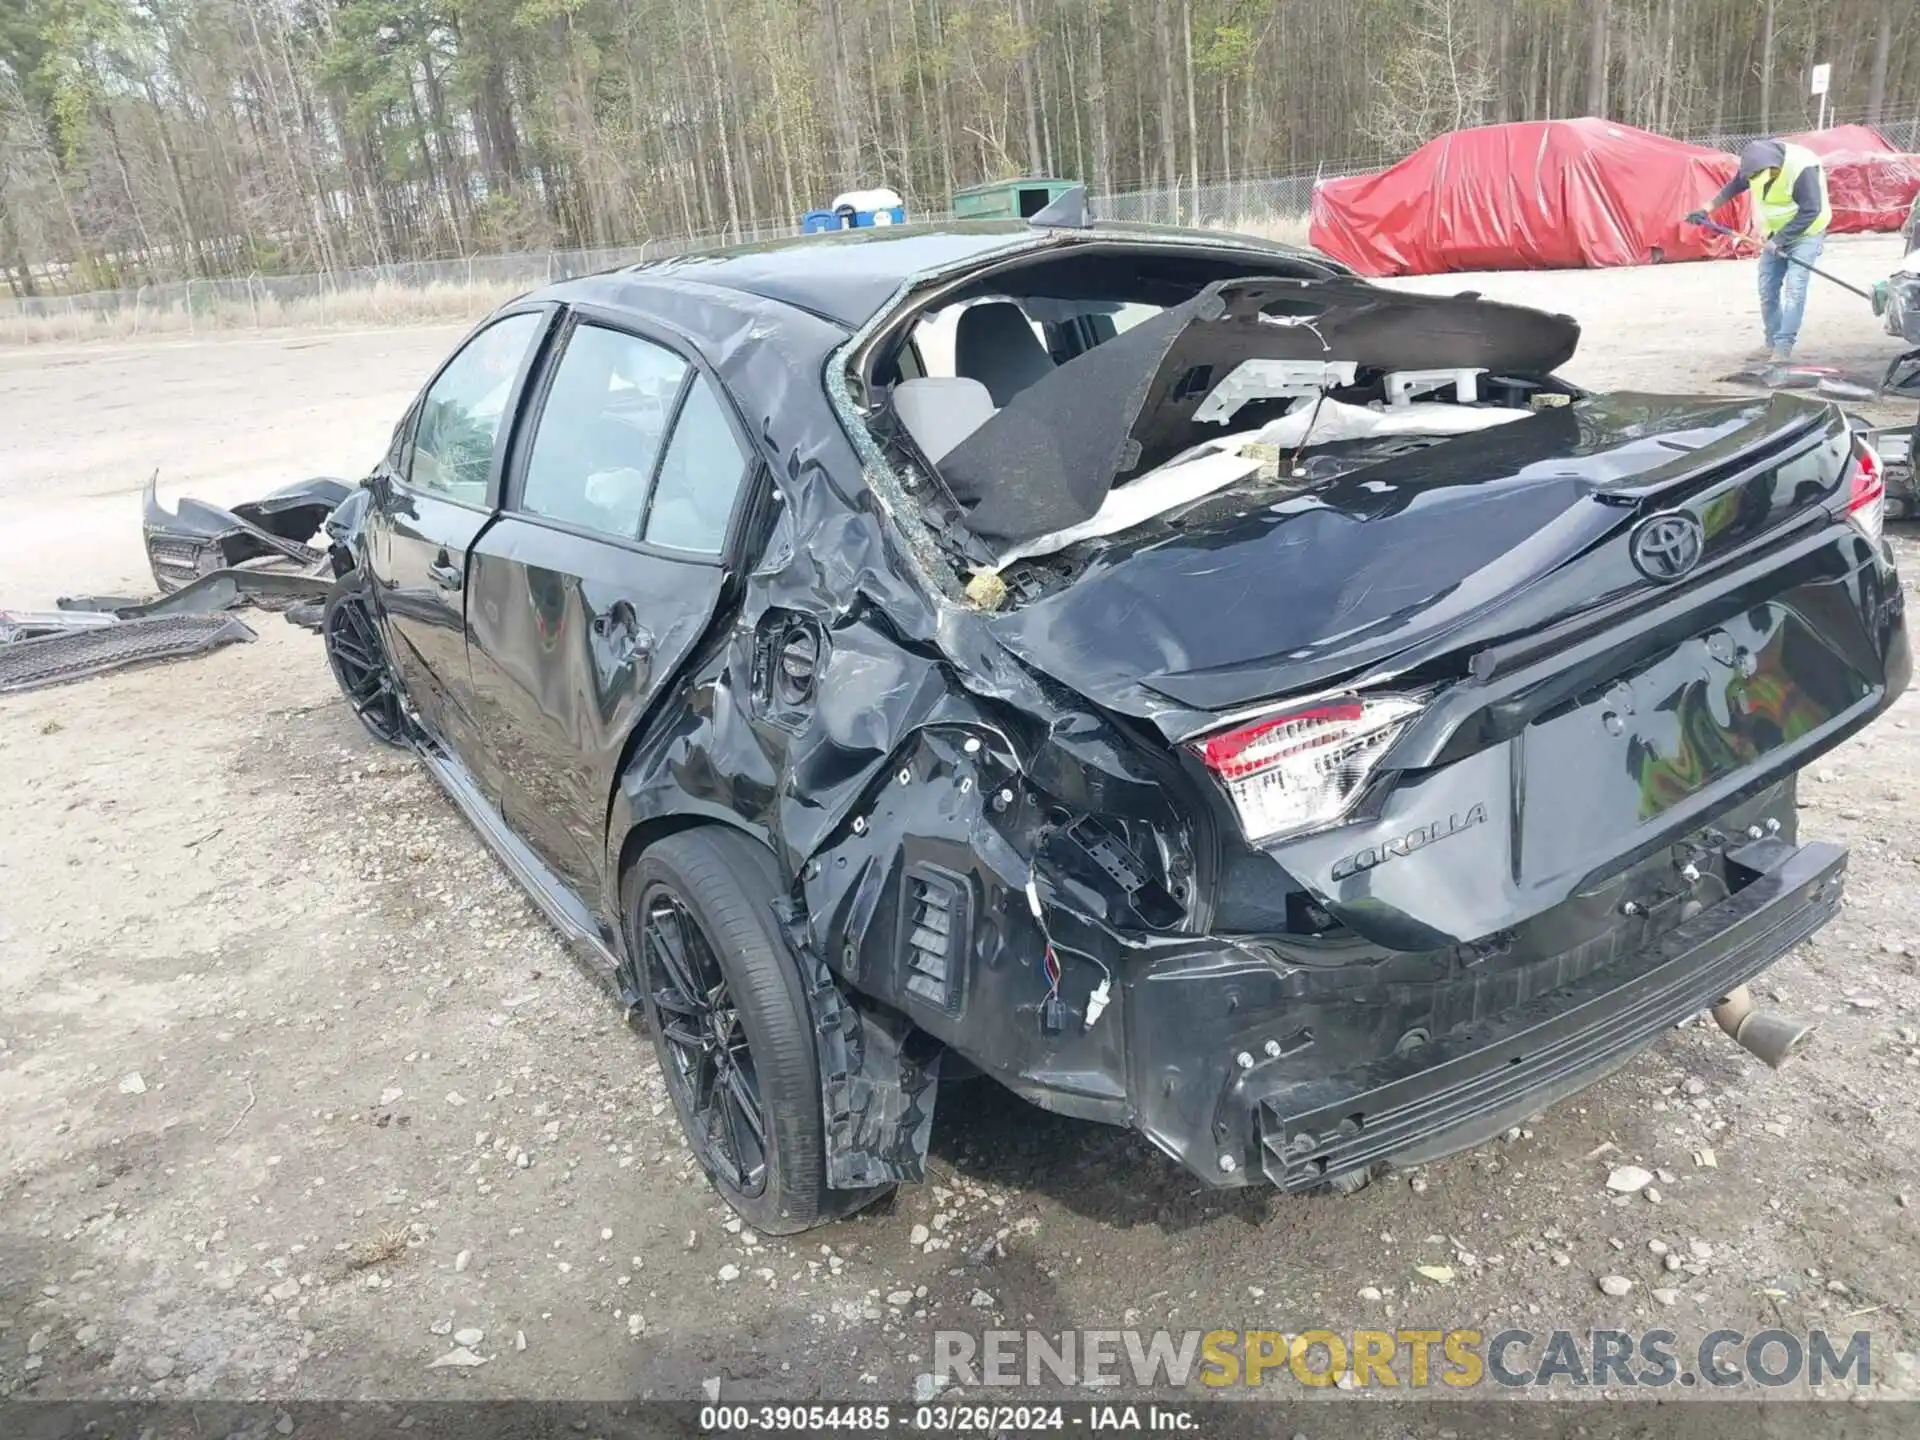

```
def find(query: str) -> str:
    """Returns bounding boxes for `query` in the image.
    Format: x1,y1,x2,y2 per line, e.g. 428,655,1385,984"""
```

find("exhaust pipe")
1711,985,1817,1069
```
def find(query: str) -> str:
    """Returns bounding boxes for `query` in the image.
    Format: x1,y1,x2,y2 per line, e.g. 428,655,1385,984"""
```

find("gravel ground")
3,234,1920,1412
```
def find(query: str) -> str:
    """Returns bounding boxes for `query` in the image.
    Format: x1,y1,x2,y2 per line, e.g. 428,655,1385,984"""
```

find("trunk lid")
987,391,1853,738
1263,525,1897,952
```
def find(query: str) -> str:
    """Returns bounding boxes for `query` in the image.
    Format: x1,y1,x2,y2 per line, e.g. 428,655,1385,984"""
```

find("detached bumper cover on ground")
0,477,346,693
142,473,349,598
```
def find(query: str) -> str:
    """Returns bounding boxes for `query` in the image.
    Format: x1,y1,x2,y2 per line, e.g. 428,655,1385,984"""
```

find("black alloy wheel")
322,572,408,746
624,828,853,1232
641,888,770,1198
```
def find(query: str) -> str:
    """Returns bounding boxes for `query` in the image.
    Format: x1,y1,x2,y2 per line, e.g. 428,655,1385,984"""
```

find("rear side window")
644,374,749,553
518,323,690,539
407,312,542,503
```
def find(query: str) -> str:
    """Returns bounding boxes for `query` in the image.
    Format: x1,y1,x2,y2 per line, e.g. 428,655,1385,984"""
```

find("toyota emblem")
1629,511,1705,582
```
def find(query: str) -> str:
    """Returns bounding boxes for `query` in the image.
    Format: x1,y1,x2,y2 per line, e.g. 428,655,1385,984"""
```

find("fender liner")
780,903,943,1189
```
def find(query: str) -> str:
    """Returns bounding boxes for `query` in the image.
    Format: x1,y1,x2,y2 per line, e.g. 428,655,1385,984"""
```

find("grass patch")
0,278,527,346
332,1222,415,1278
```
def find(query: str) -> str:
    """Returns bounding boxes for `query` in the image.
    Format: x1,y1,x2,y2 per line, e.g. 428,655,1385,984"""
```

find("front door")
464,311,756,912
366,308,549,748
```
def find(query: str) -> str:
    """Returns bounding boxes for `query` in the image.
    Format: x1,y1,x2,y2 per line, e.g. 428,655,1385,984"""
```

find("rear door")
464,309,757,911
366,307,551,749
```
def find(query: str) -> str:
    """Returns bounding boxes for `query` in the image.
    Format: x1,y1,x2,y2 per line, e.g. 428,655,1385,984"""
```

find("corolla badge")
1330,803,1488,882
1630,510,1705,583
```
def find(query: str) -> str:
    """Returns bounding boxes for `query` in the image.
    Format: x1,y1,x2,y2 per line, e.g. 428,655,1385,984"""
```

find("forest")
1,0,1916,295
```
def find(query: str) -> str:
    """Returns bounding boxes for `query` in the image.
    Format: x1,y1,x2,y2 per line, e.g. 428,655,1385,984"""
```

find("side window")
518,323,689,540
406,312,542,503
644,374,750,554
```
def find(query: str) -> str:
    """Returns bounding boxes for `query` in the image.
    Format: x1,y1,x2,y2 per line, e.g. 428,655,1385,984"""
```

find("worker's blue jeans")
1758,233,1825,351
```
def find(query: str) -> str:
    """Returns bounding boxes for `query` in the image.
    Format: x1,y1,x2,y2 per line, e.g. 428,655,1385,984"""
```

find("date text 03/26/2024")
698,1405,1190,1433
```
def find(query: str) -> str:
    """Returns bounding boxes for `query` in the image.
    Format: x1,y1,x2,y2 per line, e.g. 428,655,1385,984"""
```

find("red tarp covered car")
1310,118,1750,277
1786,125,1920,234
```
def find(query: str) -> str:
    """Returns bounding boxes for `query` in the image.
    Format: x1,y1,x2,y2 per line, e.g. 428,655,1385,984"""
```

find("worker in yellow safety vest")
1688,138,1833,364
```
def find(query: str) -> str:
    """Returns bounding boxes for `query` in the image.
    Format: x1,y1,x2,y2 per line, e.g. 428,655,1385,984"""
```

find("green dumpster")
951,178,1082,221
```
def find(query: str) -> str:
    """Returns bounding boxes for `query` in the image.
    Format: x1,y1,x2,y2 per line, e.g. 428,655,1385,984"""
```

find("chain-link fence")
8,117,1919,343
0,220,833,343
1694,116,1920,156
1092,164,1376,231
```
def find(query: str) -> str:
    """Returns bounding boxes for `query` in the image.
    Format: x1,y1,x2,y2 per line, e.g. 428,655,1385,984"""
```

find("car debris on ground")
0,472,350,692
0,612,257,695
141,472,351,599
1715,361,1884,399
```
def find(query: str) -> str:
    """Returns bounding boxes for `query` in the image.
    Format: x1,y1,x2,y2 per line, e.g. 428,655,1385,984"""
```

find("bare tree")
1588,0,1612,115
1866,0,1892,126
1363,0,1497,153
2,0,1917,295
1759,0,1777,130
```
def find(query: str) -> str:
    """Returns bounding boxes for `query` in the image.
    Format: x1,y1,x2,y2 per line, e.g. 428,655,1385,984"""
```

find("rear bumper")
1255,836,1843,1191
1034,785,1853,1193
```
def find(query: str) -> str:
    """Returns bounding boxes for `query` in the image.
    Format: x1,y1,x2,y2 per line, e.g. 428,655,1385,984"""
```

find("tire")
624,829,831,1234
322,569,410,748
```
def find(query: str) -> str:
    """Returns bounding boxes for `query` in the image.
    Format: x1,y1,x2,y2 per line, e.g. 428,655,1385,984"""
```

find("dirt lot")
4,234,1920,1412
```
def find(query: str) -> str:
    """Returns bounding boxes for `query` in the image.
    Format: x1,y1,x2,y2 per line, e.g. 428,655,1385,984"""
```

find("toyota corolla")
318,213,1909,1232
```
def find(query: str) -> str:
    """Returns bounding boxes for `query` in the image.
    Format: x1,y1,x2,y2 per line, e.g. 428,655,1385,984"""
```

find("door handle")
427,556,463,592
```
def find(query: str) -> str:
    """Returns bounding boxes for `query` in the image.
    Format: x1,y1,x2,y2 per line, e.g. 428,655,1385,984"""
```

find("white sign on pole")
1810,63,1831,96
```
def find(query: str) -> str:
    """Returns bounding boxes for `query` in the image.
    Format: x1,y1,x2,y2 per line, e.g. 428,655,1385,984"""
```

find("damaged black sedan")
322,217,1909,1231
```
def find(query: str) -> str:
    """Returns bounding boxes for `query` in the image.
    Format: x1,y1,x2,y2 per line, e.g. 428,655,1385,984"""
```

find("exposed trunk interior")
859,245,1582,575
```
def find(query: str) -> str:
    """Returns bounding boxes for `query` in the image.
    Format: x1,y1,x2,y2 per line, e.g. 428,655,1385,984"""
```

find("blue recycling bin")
801,190,906,232
836,190,906,226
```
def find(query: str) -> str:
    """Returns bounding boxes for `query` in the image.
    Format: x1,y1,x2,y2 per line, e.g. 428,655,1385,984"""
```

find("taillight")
1846,442,1885,543
1189,696,1421,844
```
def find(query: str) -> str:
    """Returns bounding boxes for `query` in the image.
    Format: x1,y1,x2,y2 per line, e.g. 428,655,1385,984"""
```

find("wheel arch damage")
600,614,1203,1187
576,261,1227,1188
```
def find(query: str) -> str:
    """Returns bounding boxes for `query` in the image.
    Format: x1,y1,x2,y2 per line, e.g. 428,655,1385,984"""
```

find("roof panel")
635,224,1040,326
530,222,1345,333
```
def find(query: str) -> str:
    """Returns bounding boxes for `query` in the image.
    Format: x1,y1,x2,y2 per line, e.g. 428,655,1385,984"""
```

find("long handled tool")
1690,216,1883,306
